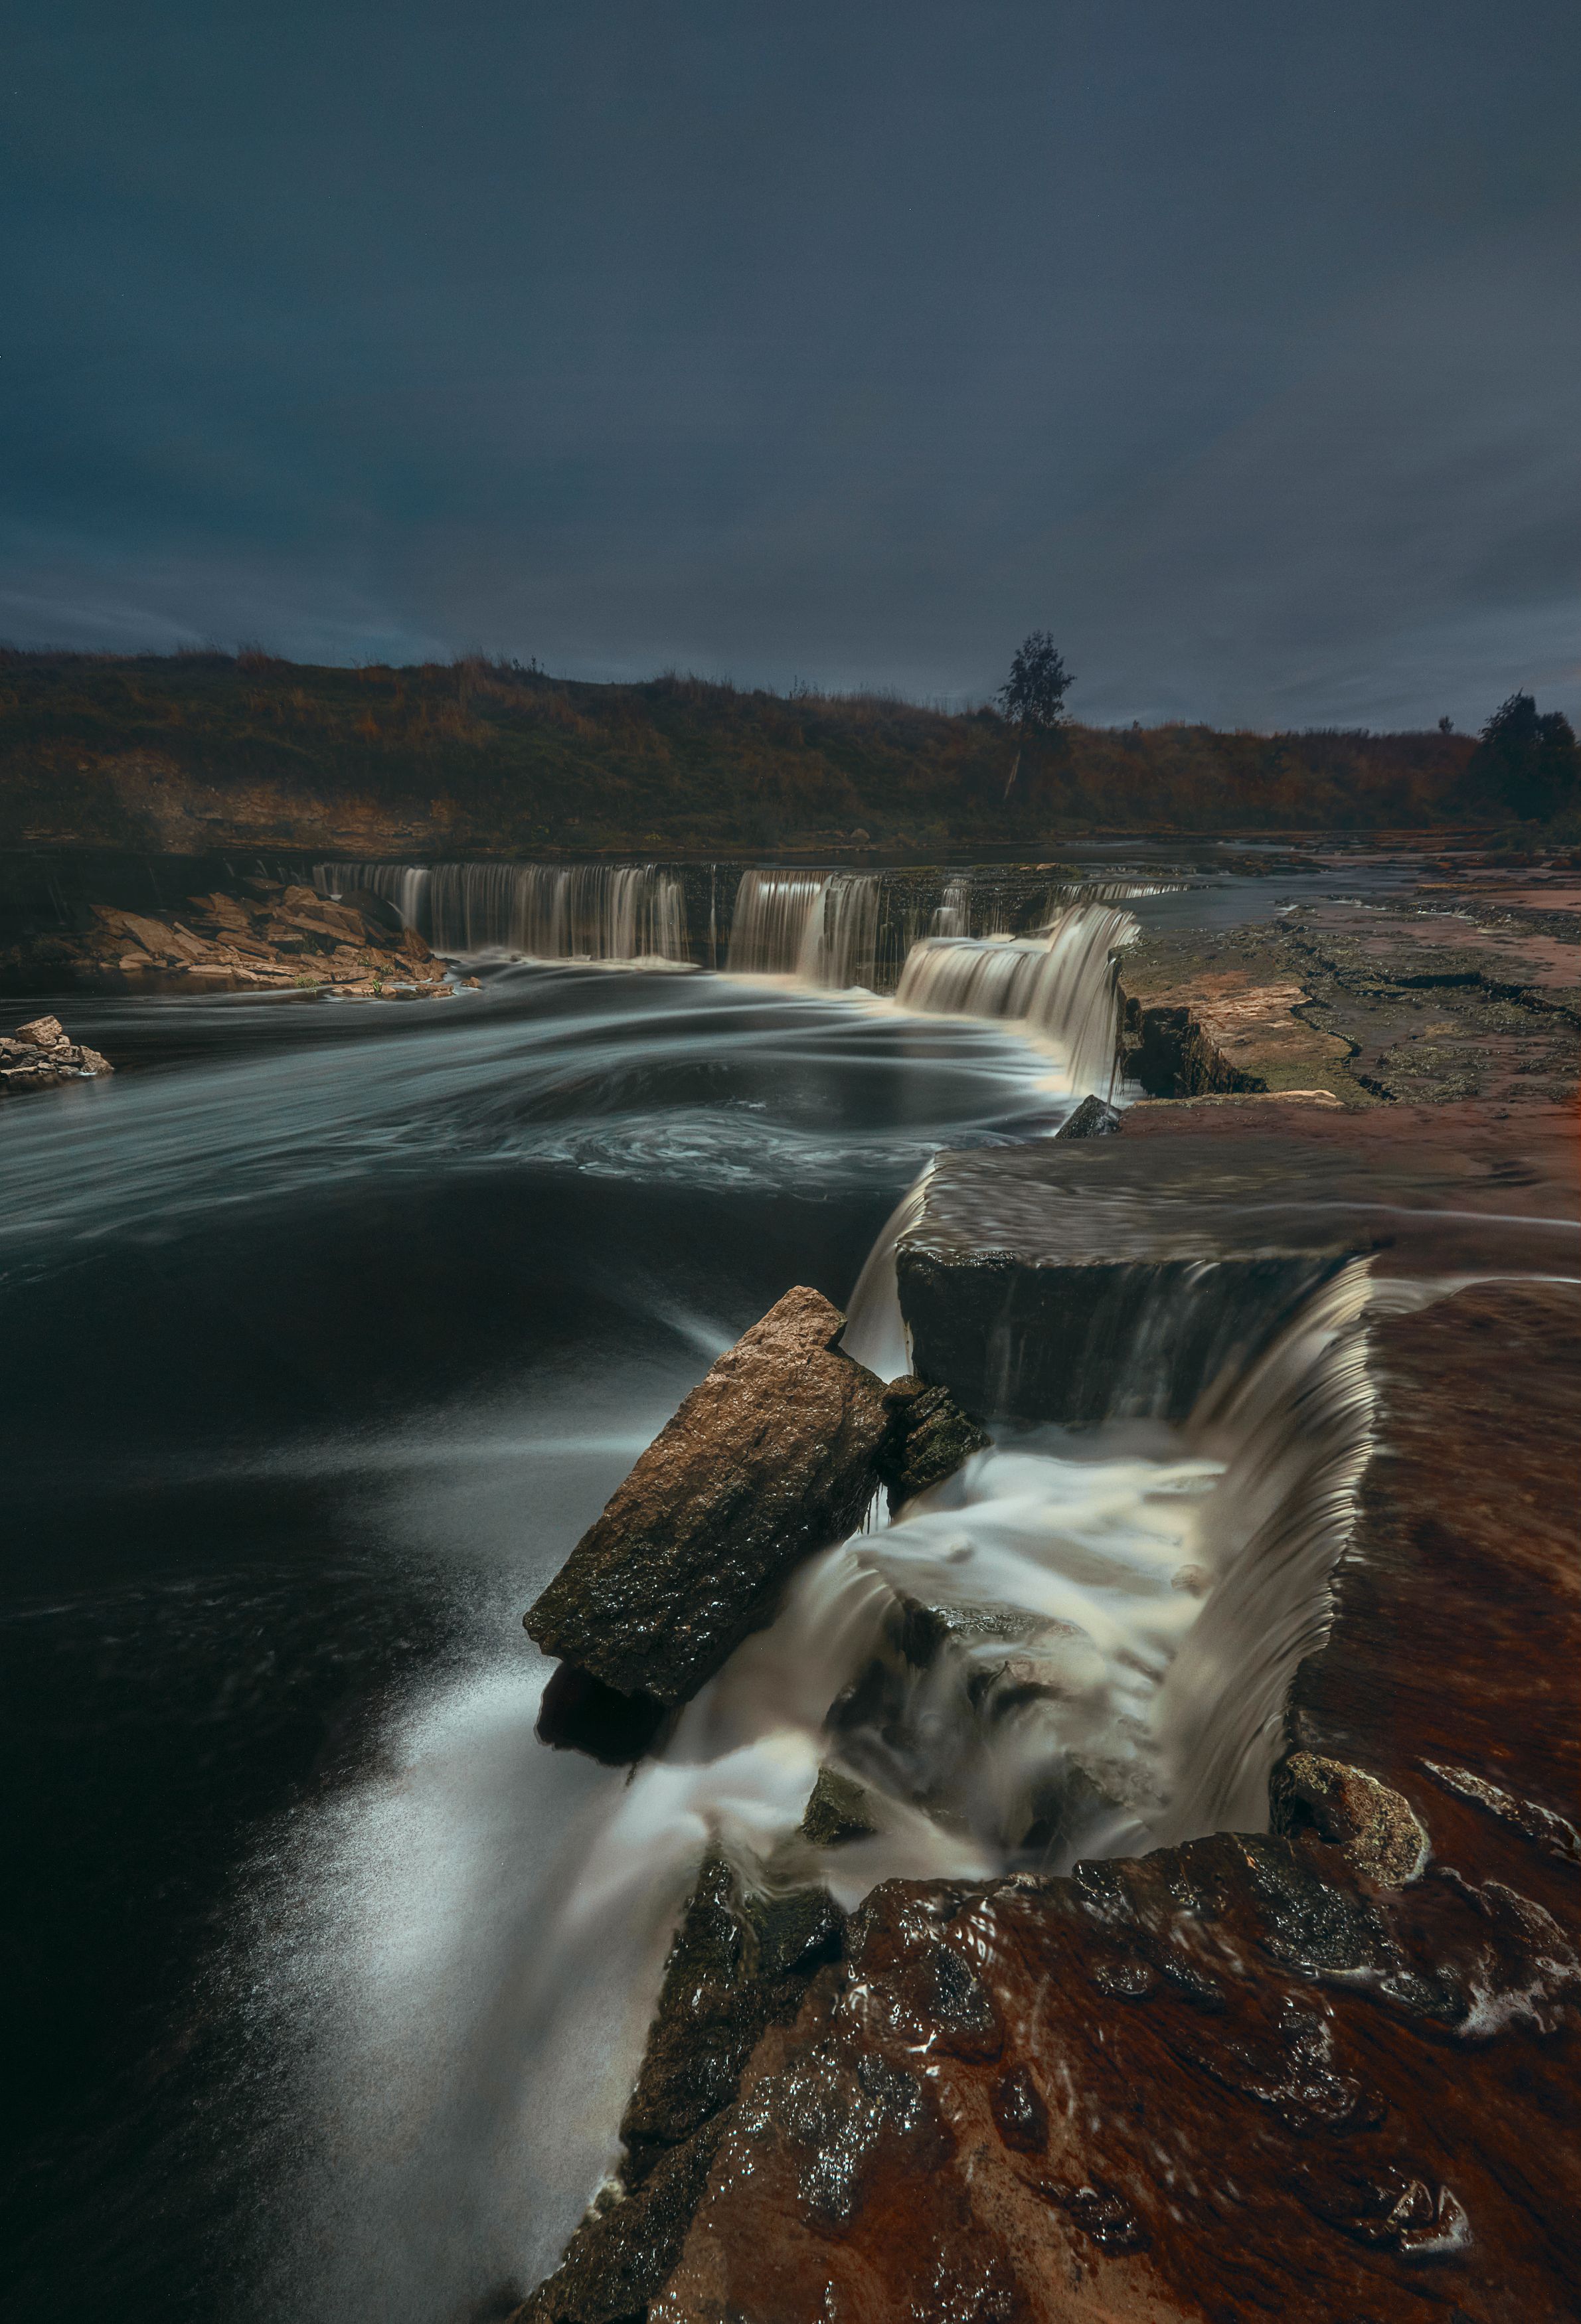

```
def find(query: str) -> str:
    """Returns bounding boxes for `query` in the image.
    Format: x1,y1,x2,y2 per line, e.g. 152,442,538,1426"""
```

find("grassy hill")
0,647,1480,855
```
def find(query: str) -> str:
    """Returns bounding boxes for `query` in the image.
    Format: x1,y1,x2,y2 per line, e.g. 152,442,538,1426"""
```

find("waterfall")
1042,879,1185,906
315,862,688,964
930,877,969,937
893,904,1137,1096
725,870,878,989
521,1248,1378,1957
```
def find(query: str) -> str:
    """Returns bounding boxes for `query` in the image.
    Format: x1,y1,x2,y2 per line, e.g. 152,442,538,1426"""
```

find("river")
0,846,1511,2323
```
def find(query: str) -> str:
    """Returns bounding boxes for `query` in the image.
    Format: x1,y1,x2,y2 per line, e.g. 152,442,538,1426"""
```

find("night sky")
5,1,1578,726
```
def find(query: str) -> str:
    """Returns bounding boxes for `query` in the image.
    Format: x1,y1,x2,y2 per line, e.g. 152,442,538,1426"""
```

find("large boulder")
526,1288,896,1704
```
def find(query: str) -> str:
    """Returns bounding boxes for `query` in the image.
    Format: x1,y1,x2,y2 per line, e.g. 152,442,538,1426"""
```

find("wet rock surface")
894,1139,1356,1423
521,1189,1580,2322
878,1374,991,1509
517,1859,843,2324
0,1011,113,1093
526,1289,896,1704
1270,1753,1428,1886
650,1805,1576,2321
1052,1092,1123,1137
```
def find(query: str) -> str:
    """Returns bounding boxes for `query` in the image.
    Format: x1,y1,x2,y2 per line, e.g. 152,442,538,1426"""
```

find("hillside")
0,647,1482,855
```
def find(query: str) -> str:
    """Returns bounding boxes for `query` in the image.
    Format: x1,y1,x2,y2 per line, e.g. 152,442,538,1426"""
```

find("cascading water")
724,869,879,987
930,877,970,936
315,861,689,963
432,1212,1379,2272
629,1199,1376,1897
894,904,1137,1096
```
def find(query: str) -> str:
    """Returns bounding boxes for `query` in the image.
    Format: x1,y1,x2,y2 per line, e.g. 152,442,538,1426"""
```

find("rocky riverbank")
1,873,458,1000
1117,854,1580,1104
516,1095,1578,2324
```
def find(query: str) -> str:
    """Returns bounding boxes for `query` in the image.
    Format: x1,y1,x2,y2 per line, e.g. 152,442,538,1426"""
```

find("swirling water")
0,963,1087,2323
5,902,1550,2323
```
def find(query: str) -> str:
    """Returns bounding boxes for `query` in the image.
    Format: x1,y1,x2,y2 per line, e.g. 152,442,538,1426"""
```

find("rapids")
1,957,1090,2324
3,867,1563,2324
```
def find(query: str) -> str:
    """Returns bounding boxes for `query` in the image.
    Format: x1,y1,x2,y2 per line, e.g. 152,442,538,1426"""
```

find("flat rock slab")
897,1139,1357,1424
526,1287,894,1704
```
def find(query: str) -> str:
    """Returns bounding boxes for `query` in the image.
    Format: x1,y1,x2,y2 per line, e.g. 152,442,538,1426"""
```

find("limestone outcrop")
892,1137,1356,1424
519,1121,1581,2324
2,877,452,999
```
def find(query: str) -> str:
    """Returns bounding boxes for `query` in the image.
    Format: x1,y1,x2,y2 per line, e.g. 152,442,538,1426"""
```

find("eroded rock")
878,1374,991,1509
1,1013,114,1094
525,1289,894,1703
1272,1752,1429,1885
518,1859,842,2324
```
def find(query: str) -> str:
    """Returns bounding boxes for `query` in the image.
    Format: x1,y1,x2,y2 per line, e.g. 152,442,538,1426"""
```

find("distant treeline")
0,647,1566,853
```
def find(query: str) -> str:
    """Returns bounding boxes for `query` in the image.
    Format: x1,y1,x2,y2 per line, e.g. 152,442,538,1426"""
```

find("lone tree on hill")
1462,693,1580,823
998,631,1074,799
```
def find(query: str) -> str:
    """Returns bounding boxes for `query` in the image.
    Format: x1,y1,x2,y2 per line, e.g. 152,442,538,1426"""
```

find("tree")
997,631,1074,800
1462,693,1580,823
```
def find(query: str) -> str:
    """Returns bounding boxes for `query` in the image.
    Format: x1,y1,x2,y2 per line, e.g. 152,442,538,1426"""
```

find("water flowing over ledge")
894,908,1135,1098
316,859,1137,1097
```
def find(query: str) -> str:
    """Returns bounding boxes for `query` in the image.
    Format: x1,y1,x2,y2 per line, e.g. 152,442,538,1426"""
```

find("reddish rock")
526,1269,1580,2322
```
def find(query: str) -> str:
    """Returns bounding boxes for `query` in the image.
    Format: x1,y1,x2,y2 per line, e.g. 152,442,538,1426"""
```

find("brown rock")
879,1374,991,1508
800,1766,878,1847
116,910,181,957
537,1236,1581,2323
525,1288,893,1703
2,1016,113,1090
1271,1752,1428,1886
517,1859,843,2324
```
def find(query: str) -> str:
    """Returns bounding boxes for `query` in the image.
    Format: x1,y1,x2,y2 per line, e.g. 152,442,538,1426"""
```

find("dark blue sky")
4,1,1578,726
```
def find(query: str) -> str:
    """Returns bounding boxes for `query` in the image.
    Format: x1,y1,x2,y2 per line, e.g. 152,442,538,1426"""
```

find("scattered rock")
1,1013,114,1094
525,1288,894,1704
2,876,448,999
1272,1752,1429,1886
